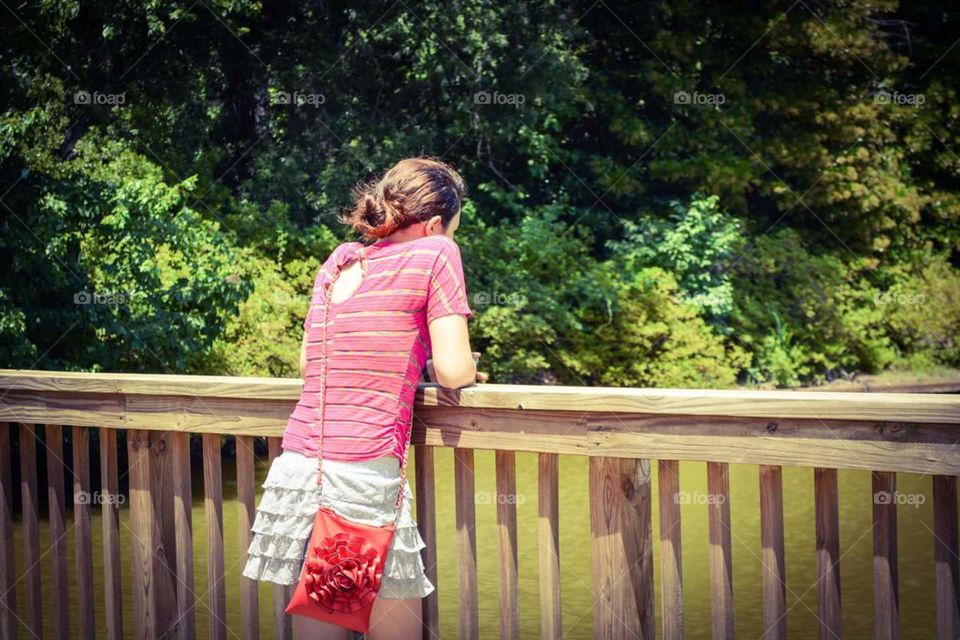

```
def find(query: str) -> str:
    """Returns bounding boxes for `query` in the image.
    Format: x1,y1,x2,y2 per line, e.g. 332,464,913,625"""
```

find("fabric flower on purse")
303,532,384,613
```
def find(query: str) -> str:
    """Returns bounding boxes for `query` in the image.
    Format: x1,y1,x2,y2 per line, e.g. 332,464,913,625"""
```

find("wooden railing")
0,370,959,639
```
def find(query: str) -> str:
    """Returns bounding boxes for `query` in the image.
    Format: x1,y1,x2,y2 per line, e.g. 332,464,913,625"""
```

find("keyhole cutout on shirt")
328,258,365,304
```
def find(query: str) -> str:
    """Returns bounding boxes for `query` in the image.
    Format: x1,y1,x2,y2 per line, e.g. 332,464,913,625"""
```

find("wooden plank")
19,423,42,637
72,426,96,639
171,431,196,640
589,456,654,640
5,388,960,473
150,431,180,638
267,438,292,640
658,460,683,640
4,370,960,425
101,428,124,640
495,450,519,640
0,424,16,640
454,447,478,640
236,435,259,640
414,442,438,640
203,433,227,640
128,429,158,639
538,452,562,640
45,424,70,639
933,475,960,640
815,468,842,639
759,465,787,640
873,471,899,639
707,462,734,640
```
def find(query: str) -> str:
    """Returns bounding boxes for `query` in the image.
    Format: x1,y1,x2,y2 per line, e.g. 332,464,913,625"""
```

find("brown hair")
341,157,467,240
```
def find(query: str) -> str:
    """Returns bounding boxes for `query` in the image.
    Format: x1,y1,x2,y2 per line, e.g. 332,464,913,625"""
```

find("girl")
242,157,481,639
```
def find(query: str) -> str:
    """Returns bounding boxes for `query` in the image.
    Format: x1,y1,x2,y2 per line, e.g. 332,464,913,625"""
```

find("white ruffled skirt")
241,449,435,600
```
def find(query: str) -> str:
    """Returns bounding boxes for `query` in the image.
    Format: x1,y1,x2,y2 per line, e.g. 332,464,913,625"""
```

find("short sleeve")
426,239,473,324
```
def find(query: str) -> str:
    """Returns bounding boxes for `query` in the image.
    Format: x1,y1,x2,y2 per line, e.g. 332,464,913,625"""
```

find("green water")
12,448,940,638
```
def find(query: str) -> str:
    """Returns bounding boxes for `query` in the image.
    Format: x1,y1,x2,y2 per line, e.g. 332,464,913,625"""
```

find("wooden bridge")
0,370,959,639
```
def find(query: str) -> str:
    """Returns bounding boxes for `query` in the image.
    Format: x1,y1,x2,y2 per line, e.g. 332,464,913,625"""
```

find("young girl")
242,157,480,639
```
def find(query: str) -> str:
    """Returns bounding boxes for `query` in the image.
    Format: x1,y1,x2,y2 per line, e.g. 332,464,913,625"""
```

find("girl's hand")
472,352,489,383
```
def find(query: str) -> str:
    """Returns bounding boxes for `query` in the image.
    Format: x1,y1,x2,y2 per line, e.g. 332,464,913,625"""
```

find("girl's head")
342,157,467,241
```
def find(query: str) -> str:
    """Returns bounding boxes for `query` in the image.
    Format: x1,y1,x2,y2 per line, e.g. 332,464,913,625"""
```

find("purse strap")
314,245,411,529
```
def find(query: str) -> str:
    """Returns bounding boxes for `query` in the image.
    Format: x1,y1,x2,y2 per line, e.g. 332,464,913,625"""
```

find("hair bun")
340,157,466,241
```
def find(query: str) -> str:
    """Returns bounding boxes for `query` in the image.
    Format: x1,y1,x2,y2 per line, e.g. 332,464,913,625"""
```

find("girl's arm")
427,314,477,388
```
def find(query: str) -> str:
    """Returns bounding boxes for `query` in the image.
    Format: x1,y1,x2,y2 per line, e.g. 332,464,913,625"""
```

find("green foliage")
609,195,741,320
1,0,959,388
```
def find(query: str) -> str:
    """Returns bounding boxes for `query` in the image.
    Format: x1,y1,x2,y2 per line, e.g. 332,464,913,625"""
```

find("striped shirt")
281,235,473,461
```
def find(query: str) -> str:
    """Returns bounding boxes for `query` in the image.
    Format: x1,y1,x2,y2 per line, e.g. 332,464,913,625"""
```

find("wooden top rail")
2,369,960,473
2,369,959,420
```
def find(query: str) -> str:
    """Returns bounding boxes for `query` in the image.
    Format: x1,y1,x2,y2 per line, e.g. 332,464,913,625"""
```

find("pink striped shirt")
281,235,473,461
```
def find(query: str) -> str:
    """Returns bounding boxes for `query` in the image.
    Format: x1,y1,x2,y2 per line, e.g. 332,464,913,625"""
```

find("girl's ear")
425,215,445,235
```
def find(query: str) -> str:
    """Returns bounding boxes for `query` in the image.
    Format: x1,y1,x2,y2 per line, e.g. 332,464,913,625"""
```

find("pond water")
12,447,939,638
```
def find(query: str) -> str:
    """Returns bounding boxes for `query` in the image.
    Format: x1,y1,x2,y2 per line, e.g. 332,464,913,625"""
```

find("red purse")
285,247,412,633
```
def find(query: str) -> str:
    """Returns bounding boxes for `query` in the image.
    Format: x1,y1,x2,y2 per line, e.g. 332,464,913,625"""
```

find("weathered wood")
658,460,683,640
414,443,439,640
589,456,654,640
128,429,158,639
759,465,787,640
538,452,562,640
150,431,180,638
44,424,70,640
203,433,227,640
236,435,259,640
171,431,196,640
5,381,960,474
4,371,959,425
933,475,960,640
815,468,842,639
0,424,16,640
873,471,899,640
101,427,124,640
267,437,292,640
707,462,734,640
19,423,42,638
495,449,519,640
72,426,96,639
454,447,479,640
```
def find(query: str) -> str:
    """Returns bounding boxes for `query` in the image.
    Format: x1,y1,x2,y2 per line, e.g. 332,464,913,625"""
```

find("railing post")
101,428,124,640
0,424,16,640
933,475,960,640
589,456,654,640
171,431,196,640
496,449,519,640
873,471,899,639
236,435,259,640
707,461,734,640
454,447,479,640
203,433,227,640
19,423,42,638
658,459,683,640
815,468,842,639
539,452,562,640
73,426,96,639
45,424,70,640
759,465,787,640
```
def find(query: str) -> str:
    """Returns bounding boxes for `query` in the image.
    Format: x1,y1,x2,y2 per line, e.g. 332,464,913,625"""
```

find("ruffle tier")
241,450,435,599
